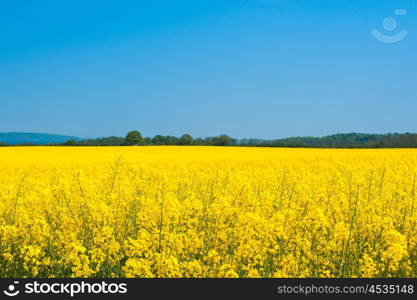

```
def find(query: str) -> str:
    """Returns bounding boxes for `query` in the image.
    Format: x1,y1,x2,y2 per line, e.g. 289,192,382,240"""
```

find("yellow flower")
0,146,416,278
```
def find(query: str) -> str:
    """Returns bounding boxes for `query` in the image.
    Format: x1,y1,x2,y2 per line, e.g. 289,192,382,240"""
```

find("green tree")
63,139,78,146
179,134,193,145
144,137,152,145
217,134,235,146
152,135,166,145
124,130,145,146
166,136,178,145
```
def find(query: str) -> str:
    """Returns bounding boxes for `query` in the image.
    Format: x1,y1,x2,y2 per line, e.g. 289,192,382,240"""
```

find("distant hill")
240,132,417,148
0,132,79,145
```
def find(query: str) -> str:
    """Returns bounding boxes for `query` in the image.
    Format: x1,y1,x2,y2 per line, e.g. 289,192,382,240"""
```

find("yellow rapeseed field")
0,146,416,278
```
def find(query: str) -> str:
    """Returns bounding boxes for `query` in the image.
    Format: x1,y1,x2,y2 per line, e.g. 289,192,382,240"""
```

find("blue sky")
0,0,416,139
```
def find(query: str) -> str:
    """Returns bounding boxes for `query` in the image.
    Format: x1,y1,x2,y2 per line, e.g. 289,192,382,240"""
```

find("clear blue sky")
0,0,416,139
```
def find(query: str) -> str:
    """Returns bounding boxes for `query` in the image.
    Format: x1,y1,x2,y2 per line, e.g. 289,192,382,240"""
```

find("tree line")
58,131,417,148
62,131,237,147
1,131,417,148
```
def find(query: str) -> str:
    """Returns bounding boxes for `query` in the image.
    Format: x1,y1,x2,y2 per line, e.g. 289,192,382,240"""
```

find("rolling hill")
0,132,79,145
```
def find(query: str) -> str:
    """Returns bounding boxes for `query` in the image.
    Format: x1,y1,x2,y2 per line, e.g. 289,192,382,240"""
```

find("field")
0,146,417,278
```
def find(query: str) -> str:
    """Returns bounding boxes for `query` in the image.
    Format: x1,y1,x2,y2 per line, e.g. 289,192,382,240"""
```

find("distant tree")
193,137,206,145
124,130,145,146
152,135,166,145
63,139,78,146
166,136,178,145
178,134,193,145
217,134,235,146
77,136,124,146
0,142,7,147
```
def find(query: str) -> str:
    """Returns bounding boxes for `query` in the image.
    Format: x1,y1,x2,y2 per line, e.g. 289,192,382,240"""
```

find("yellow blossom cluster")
0,146,416,278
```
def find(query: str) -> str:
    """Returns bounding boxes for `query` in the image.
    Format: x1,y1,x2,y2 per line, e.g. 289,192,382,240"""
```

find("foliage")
77,136,125,146
178,134,193,146
241,133,417,148
2,132,417,148
124,131,145,146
